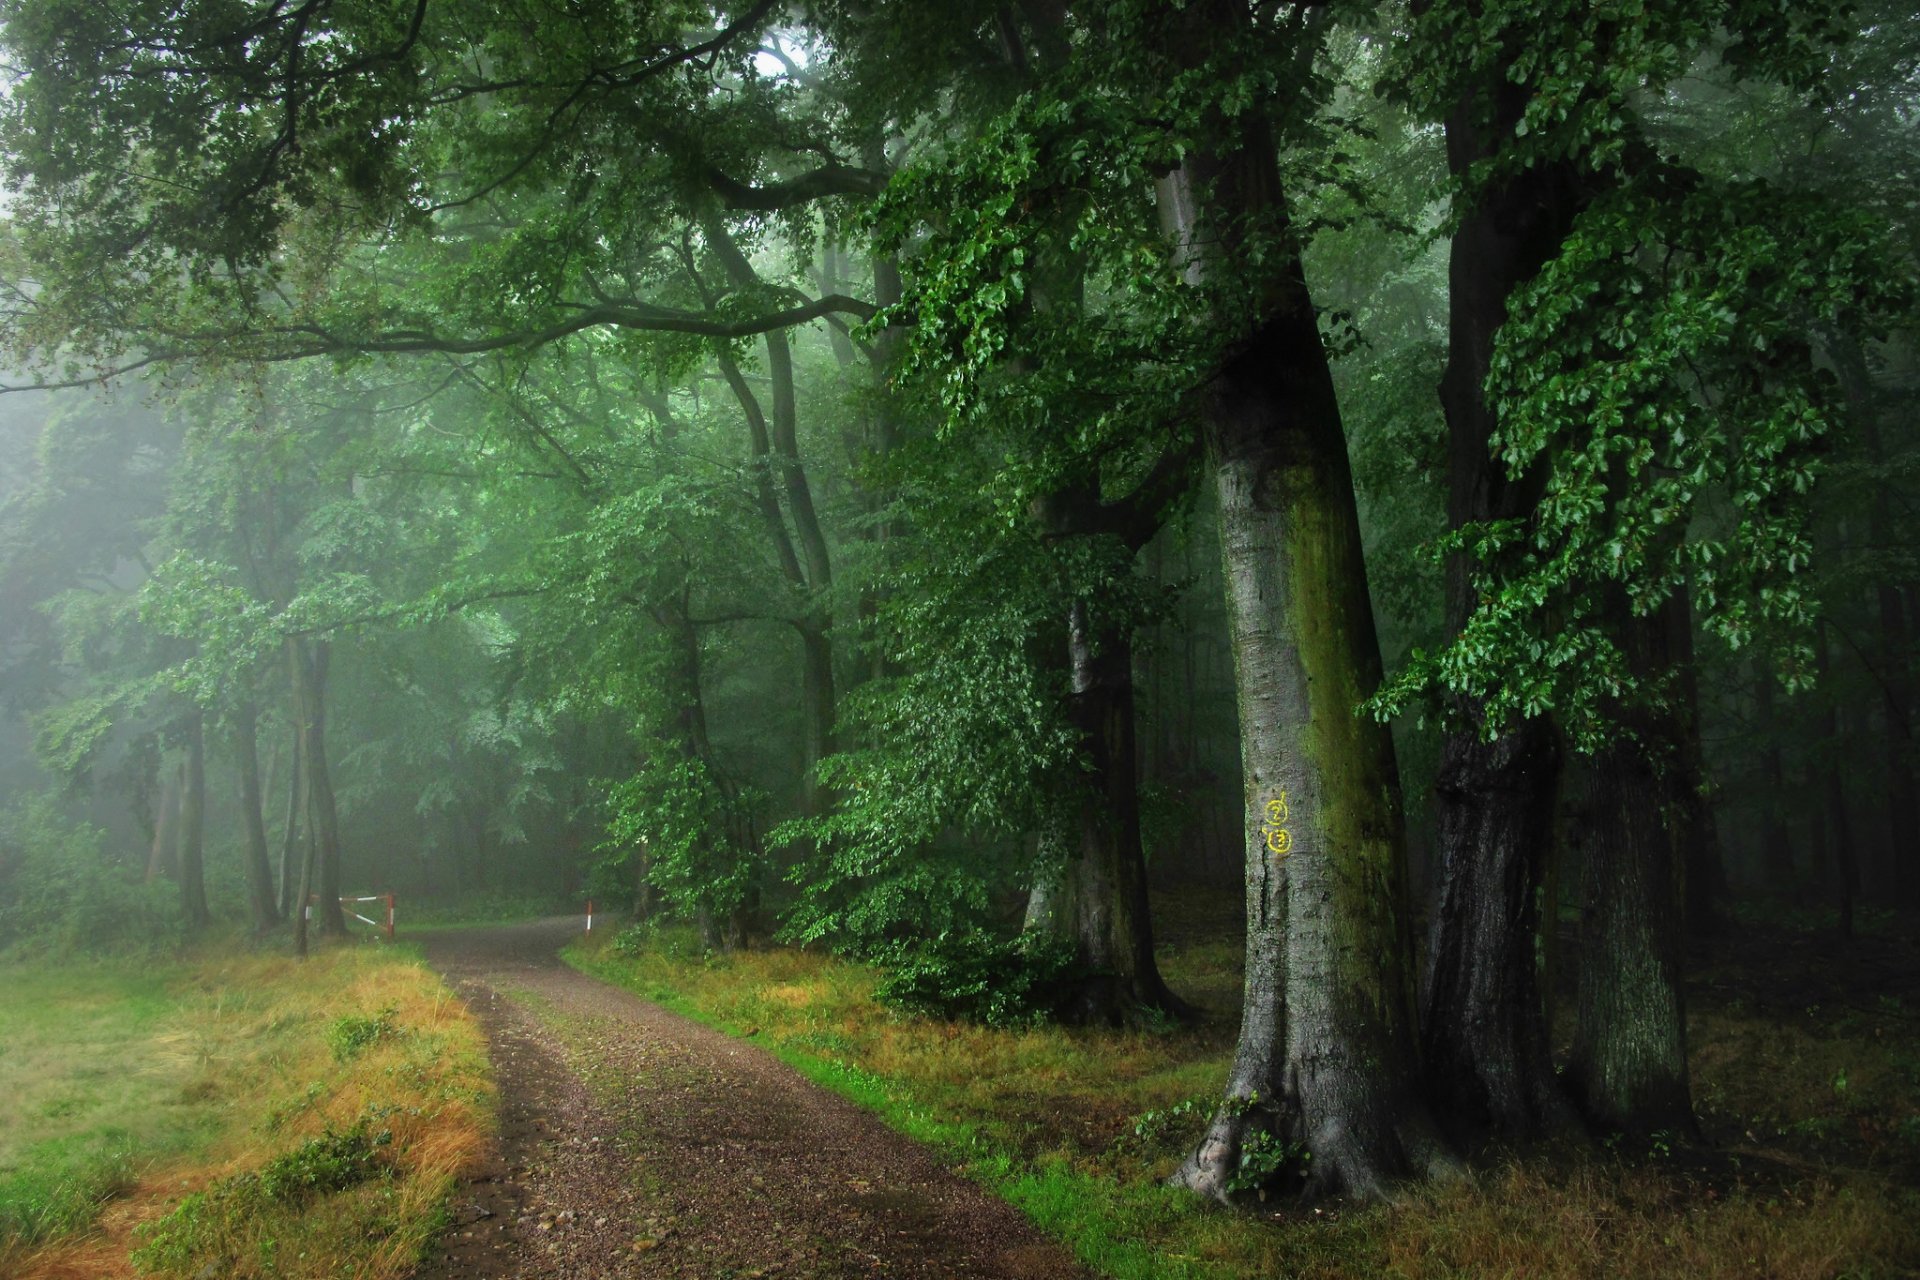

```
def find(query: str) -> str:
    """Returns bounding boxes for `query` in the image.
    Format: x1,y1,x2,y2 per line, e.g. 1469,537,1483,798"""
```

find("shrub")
0,794,179,955
326,1005,401,1061
873,930,1078,1027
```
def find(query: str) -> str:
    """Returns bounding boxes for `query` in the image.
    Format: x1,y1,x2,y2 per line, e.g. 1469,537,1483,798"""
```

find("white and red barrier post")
585,898,594,934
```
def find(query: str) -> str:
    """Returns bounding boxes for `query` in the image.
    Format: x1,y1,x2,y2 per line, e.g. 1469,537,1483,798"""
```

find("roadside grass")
0,939,491,1280
570,895,1920,1280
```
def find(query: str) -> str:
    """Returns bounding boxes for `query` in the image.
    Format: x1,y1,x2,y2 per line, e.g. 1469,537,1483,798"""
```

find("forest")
0,1,1917,1277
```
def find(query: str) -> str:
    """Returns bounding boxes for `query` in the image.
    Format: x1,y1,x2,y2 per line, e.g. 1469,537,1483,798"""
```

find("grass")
0,938,492,1280
569,892,1920,1280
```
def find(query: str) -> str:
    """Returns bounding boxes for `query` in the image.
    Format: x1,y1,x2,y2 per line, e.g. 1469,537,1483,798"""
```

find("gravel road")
413,919,1088,1280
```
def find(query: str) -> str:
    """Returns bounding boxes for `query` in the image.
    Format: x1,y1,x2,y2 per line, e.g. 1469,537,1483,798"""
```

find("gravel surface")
414,920,1088,1280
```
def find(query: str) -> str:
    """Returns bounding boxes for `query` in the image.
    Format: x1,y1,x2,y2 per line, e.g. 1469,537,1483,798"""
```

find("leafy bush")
326,1005,400,1061
873,930,1079,1027
0,794,179,955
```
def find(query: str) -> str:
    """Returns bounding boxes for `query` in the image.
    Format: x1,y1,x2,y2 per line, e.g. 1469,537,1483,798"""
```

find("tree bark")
289,637,346,938
1024,599,1184,1023
1569,723,1694,1134
177,712,210,929
235,700,280,932
277,722,306,918
1851,370,1920,907
1157,97,1445,1197
1755,670,1796,887
1423,718,1573,1140
1817,629,1859,938
1417,23,1591,1143
1664,592,1726,937
1568,605,1694,1135
146,759,181,884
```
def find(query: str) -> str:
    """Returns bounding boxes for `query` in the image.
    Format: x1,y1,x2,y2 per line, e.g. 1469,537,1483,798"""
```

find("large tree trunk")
1568,608,1693,1135
177,712,210,929
1570,729,1693,1134
1158,113,1444,1198
235,700,280,933
1423,718,1573,1140
1418,26,1589,1143
289,637,347,939
1024,600,1184,1023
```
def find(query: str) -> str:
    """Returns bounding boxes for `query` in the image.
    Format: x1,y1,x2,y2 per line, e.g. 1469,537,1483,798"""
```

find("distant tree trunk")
1665,592,1726,937
1024,599,1184,1023
1836,342,1919,907
293,779,320,960
1755,672,1796,887
177,712,210,930
1158,72,1444,1197
632,837,655,923
1817,631,1859,939
146,759,181,884
1568,609,1693,1135
235,700,280,932
277,724,306,918
289,637,346,938
655,597,747,951
706,220,838,813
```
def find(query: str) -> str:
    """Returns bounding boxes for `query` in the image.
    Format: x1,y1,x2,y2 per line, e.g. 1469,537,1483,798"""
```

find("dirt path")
413,920,1088,1280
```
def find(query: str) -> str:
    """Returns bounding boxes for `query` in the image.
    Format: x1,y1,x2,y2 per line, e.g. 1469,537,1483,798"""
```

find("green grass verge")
0,942,492,1279
0,962,217,1249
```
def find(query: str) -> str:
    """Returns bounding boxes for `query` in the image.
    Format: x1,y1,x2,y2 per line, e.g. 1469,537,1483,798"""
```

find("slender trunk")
289,637,346,938
1159,118,1444,1198
796,622,835,816
633,837,655,923
235,701,279,932
1817,631,1859,938
1025,600,1184,1023
293,776,320,960
656,598,748,948
177,712,210,929
277,723,306,918
1665,593,1725,936
707,221,837,801
146,760,181,884
1756,672,1796,887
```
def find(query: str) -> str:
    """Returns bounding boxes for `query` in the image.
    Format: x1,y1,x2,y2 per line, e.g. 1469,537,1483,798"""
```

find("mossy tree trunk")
1157,102,1445,1199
